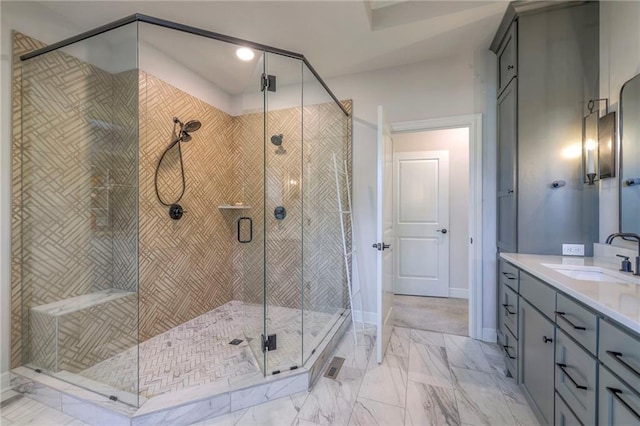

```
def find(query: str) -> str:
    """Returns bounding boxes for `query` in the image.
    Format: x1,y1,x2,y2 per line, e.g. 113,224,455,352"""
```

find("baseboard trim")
448,288,469,299
482,328,497,343
1,371,11,393
353,310,376,325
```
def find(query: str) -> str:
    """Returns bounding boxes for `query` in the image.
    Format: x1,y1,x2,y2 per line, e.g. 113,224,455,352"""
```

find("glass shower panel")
20,22,140,406
236,51,268,375
301,64,351,364
264,53,304,373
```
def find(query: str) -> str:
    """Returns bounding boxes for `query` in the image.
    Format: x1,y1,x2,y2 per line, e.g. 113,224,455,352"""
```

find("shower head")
167,118,202,148
183,120,201,133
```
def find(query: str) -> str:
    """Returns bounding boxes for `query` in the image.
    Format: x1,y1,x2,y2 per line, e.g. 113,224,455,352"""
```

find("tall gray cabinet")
491,1,600,257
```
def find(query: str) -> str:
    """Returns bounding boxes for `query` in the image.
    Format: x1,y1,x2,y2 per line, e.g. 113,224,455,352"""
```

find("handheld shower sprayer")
154,116,202,219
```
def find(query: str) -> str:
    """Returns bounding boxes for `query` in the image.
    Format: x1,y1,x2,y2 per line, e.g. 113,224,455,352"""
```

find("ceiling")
34,1,508,75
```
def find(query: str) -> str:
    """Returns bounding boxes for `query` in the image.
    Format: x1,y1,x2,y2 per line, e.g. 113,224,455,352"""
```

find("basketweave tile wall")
12,31,353,370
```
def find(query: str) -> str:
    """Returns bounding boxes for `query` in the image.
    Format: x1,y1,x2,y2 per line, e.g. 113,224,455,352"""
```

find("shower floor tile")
77,301,340,399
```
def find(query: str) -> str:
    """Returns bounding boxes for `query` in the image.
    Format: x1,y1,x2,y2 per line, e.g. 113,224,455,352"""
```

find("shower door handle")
238,217,252,243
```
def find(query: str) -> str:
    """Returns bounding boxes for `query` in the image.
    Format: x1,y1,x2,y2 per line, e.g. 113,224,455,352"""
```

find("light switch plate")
562,244,585,256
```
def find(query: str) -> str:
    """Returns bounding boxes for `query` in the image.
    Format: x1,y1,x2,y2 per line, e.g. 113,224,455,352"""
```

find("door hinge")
262,333,277,352
261,74,277,92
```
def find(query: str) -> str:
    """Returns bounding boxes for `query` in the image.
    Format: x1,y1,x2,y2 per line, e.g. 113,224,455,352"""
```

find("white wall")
599,1,640,247
328,51,498,335
393,128,470,295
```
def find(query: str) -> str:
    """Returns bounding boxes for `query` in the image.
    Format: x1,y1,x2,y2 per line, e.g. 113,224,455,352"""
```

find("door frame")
390,114,483,340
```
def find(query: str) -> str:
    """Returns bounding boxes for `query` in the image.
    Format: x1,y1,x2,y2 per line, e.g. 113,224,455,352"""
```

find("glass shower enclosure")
16,15,351,407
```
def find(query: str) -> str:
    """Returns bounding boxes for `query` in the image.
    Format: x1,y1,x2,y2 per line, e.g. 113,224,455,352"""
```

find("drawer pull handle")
606,387,640,422
501,272,517,280
555,311,586,330
556,363,587,390
502,304,516,315
503,345,516,359
606,351,640,379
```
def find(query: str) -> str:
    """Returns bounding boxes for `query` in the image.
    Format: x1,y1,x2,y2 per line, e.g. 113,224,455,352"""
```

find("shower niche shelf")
218,205,251,210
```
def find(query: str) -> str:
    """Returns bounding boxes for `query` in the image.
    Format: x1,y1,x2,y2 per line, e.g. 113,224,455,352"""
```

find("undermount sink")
541,263,640,284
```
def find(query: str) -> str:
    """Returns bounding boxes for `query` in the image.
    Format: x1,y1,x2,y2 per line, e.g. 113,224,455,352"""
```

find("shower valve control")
169,204,185,220
274,206,286,220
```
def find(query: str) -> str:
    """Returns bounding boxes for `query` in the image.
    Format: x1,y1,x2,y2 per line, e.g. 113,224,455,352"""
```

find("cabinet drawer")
502,327,518,381
555,392,582,426
502,285,519,338
555,293,598,355
520,271,556,319
599,319,640,393
599,366,640,426
499,260,519,291
555,328,597,424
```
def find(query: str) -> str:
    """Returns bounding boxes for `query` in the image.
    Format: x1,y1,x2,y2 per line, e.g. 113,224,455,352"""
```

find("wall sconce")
583,99,616,185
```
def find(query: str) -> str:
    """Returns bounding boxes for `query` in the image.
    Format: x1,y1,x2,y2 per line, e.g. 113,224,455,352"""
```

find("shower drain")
323,356,345,380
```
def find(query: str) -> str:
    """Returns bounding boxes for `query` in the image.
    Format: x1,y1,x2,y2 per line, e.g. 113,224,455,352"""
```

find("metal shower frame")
20,13,350,117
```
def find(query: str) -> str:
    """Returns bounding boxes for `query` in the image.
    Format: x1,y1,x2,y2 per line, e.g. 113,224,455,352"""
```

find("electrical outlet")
562,244,585,256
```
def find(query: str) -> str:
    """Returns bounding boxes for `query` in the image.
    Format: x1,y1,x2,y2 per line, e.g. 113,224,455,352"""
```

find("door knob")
436,229,448,234
382,243,391,250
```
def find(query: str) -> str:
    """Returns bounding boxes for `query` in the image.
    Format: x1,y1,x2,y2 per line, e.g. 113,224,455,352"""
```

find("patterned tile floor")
76,301,341,399
2,326,540,426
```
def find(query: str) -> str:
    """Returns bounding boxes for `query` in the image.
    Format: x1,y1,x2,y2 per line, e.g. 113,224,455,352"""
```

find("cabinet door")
497,78,517,252
520,299,555,425
497,21,517,96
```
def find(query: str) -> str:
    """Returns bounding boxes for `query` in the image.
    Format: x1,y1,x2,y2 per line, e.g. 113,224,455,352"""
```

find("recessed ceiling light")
236,47,254,61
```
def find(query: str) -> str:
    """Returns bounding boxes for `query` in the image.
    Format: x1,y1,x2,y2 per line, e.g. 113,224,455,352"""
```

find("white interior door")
393,150,450,297
376,106,394,364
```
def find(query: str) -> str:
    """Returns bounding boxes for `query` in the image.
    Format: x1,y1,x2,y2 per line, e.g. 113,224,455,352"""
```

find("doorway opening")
390,115,483,339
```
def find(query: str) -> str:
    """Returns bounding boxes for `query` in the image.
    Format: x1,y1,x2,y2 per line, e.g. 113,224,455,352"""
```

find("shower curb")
9,313,351,426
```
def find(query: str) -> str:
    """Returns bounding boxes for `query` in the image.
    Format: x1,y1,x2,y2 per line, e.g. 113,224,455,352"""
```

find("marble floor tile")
494,374,528,405
407,342,453,389
347,397,404,426
450,367,503,396
357,354,408,408
393,296,468,336
443,335,492,373
332,332,372,371
507,401,541,426
410,329,445,347
388,327,410,358
451,368,514,426
405,381,460,426
484,353,507,377
292,418,322,426
297,367,363,426
478,341,502,358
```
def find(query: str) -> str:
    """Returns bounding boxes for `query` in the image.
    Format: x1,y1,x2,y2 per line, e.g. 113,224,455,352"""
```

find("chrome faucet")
606,233,640,276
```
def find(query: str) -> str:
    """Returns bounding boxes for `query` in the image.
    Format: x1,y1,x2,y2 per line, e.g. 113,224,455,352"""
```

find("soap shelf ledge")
218,205,251,210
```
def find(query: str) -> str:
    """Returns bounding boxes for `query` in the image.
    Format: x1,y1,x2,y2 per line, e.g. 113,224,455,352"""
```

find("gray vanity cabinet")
520,298,556,425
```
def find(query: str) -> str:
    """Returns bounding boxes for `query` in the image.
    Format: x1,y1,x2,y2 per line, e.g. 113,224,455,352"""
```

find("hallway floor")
2,325,539,426
393,295,469,336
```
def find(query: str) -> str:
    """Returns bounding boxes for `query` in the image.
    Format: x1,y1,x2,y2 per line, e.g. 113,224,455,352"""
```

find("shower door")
263,53,304,373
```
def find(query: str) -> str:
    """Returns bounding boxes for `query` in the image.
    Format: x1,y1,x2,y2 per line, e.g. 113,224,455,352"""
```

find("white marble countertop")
499,253,640,333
